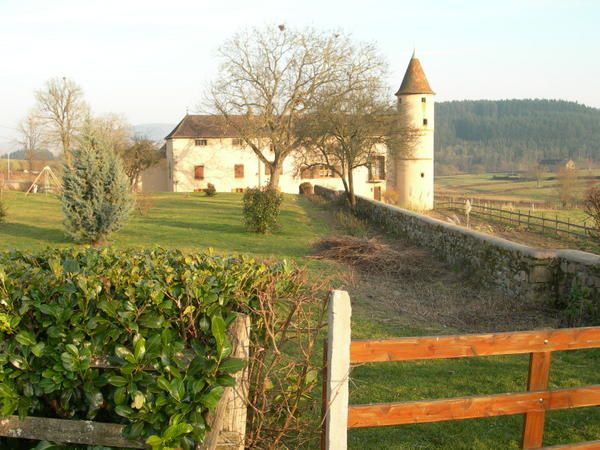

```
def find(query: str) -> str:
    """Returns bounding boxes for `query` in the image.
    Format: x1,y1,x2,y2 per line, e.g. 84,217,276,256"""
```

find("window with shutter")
194,165,204,180
234,164,244,178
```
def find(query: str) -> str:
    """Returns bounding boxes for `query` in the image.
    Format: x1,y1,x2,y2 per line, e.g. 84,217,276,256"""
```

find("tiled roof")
165,115,243,139
395,54,435,96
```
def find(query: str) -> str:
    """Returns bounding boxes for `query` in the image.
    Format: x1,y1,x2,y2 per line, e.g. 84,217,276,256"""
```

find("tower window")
421,97,426,103
368,156,386,181
423,118,428,126
420,172,425,178
195,139,207,146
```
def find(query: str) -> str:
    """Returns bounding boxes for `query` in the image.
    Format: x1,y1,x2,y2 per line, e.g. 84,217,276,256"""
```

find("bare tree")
527,162,544,188
556,166,578,207
17,111,46,171
296,44,417,208
209,26,352,188
88,113,131,154
584,185,600,238
35,77,88,162
120,137,163,188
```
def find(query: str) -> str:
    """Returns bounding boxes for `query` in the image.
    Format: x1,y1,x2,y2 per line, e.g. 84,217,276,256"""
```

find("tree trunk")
268,162,281,189
62,133,72,164
347,168,356,210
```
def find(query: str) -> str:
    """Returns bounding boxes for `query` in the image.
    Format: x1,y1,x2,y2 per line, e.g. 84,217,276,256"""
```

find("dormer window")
195,139,207,146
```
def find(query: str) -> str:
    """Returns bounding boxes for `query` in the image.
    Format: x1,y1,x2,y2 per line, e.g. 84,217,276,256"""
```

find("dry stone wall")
315,185,600,322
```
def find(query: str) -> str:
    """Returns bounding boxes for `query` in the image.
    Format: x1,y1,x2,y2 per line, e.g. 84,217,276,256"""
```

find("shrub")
135,193,155,216
205,183,216,197
584,185,600,238
0,199,6,223
334,209,369,236
242,187,283,233
61,131,134,245
299,182,313,196
557,282,600,326
0,248,324,449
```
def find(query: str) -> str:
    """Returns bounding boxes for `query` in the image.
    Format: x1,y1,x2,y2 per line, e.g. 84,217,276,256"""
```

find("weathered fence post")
199,314,250,450
324,290,352,450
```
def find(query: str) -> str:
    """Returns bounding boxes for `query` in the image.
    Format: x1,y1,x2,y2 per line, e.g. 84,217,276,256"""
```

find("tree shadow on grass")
152,219,246,235
0,222,69,246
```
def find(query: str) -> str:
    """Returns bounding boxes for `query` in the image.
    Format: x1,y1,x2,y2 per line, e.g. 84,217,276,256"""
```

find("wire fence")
435,199,594,239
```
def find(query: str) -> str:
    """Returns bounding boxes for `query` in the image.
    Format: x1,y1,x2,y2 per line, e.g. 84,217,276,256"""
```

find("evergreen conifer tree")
61,124,134,244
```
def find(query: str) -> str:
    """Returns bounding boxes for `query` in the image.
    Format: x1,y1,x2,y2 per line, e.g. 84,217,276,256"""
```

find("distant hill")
1,149,54,160
131,123,176,142
435,99,600,174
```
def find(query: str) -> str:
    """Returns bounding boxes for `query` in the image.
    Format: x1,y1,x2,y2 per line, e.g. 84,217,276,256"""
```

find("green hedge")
0,248,299,449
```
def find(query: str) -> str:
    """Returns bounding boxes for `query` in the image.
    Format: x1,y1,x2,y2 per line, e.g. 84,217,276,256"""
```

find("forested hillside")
435,99,600,174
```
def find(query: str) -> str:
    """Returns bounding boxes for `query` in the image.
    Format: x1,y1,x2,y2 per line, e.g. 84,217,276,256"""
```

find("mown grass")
0,191,330,262
348,310,600,449
0,190,598,449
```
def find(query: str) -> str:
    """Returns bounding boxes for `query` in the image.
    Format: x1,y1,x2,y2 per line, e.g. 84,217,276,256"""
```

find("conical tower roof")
395,51,435,96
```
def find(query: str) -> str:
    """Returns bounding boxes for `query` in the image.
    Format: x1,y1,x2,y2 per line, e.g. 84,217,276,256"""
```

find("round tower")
393,51,435,210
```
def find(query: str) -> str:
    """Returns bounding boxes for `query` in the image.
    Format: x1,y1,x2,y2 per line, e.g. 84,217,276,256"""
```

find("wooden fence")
0,315,251,450
321,290,600,450
436,199,592,239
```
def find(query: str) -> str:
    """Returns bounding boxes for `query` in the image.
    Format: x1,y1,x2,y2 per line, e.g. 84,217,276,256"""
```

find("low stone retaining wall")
315,185,600,322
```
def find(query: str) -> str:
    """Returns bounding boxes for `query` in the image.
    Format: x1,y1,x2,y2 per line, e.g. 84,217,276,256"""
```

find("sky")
0,0,599,152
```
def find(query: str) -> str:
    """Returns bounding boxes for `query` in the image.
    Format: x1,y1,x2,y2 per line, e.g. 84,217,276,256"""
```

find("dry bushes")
244,266,328,449
135,193,155,216
584,185,600,238
310,235,428,276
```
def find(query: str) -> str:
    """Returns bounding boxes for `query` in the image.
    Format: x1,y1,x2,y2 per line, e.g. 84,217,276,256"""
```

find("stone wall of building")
315,185,600,322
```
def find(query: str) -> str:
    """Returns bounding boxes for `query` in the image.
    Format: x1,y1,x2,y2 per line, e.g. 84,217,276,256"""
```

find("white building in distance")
141,52,435,210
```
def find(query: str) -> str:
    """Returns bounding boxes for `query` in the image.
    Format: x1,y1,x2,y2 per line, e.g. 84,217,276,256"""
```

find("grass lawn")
0,191,329,261
0,190,598,449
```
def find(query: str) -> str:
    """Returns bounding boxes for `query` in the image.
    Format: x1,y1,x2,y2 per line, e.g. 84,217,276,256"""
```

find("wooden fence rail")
436,200,592,239
322,290,600,450
0,315,251,450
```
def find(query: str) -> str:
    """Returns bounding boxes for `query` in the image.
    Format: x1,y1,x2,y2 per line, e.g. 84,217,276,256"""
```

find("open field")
0,192,598,448
435,171,600,252
436,170,600,208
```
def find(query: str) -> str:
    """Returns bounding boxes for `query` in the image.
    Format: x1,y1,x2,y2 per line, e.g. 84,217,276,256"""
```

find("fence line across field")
435,199,591,239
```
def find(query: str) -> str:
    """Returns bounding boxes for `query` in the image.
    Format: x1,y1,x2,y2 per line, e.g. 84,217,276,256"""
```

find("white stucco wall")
160,137,385,198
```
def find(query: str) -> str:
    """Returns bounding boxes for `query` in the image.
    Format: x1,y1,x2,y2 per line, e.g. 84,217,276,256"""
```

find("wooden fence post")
522,351,552,449
199,314,250,450
325,290,352,450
